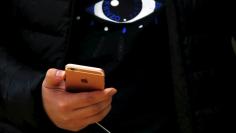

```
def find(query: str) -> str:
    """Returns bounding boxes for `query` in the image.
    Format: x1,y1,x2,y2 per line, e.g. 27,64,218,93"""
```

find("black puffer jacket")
1,0,235,133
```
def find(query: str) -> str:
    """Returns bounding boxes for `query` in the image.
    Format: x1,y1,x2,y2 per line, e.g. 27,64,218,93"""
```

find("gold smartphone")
65,64,105,92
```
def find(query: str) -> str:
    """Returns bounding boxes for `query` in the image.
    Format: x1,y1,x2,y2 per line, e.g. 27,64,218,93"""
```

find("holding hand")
42,68,117,132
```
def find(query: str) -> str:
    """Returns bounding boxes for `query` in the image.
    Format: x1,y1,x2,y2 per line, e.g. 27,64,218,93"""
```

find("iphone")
65,64,105,92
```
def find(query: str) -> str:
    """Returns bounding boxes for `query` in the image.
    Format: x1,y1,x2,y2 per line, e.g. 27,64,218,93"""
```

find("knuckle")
55,116,72,130
60,120,86,132
69,126,84,132
57,101,68,112
61,115,70,123
54,119,67,129
94,115,103,123
91,105,111,123
70,128,80,132
72,123,88,132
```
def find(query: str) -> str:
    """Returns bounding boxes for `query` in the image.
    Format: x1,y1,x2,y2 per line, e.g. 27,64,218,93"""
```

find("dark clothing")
67,1,175,132
1,0,236,133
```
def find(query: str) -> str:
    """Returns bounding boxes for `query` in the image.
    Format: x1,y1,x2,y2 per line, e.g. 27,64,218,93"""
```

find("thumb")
43,68,65,88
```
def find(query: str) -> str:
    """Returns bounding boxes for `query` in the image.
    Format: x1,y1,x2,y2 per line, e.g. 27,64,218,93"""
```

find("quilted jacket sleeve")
0,46,46,127
0,1,46,130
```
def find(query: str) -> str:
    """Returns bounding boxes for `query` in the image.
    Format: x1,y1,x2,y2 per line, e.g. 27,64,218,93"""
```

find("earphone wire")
96,122,111,133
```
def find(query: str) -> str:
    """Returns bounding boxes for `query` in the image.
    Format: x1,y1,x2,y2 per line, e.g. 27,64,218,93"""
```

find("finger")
43,68,65,88
83,105,112,125
69,97,112,120
62,88,116,109
53,98,112,132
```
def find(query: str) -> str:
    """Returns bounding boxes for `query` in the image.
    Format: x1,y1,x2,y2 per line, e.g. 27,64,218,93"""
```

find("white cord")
96,122,111,133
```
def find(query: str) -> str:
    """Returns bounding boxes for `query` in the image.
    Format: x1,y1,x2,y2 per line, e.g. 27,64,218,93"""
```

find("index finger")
63,88,117,109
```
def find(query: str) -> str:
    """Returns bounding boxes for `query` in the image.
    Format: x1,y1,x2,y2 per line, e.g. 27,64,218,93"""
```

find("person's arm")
0,46,45,127
0,2,46,129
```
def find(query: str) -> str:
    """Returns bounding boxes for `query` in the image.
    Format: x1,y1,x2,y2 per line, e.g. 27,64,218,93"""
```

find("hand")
42,68,117,132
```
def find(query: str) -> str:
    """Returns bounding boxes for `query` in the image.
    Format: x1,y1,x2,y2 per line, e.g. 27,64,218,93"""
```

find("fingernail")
56,70,64,79
108,88,117,96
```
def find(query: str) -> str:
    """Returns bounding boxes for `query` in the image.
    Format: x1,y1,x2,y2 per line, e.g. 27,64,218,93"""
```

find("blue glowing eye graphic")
86,0,162,24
